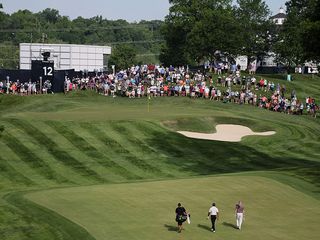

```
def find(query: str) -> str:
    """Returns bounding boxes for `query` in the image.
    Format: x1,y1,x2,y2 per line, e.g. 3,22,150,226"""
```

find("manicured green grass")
25,175,320,240
0,74,319,239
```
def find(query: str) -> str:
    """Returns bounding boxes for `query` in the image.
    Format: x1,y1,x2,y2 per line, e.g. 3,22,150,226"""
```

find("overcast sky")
1,0,287,22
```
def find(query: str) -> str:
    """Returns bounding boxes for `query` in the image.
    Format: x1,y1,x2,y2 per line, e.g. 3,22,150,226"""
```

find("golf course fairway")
25,175,320,240
1,74,320,239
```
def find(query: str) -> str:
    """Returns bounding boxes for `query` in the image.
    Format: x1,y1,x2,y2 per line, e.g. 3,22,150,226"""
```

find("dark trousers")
210,215,217,230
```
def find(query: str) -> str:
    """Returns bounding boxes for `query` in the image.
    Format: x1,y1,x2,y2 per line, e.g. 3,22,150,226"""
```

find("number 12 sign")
31,60,54,82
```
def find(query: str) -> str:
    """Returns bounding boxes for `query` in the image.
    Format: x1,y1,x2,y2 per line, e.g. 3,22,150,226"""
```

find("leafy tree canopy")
161,0,273,66
0,8,163,69
109,44,137,70
275,0,320,65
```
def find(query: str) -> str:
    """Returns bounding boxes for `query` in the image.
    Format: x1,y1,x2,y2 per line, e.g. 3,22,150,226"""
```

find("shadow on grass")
164,224,178,232
197,224,212,232
222,222,238,229
144,125,320,188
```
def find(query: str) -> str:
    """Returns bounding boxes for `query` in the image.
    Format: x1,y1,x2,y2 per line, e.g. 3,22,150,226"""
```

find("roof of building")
270,13,287,19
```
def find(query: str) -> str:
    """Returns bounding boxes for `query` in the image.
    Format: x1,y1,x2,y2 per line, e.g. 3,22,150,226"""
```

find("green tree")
0,7,164,67
275,20,303,67
4,10,40,44
301,0,320,61
161,0,239,66
161,0,272,66
160,15,192,66
109,44,137,70
275,0,320,65
0,42,19,69
186,2,241,64
0,4,9,42
235,0,272,64
274,0,305,66
38,8,61,24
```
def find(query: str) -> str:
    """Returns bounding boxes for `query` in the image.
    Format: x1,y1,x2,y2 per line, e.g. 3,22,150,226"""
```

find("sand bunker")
178,124,276,142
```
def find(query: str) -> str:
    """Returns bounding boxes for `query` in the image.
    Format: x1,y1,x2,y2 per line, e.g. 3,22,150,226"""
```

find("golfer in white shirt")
207,202,219,232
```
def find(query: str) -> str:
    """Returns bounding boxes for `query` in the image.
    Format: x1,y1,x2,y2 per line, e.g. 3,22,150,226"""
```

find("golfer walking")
175,203,188,233
235,201,245,230
207,202,219,232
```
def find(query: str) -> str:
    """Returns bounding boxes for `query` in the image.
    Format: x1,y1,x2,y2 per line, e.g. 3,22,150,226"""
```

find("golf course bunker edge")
178,124,276,142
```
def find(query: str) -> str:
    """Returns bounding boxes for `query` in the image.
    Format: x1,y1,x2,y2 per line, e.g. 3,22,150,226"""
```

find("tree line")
0,0,319,70
160,0,320,68
0,6,163,69
275,0,320,66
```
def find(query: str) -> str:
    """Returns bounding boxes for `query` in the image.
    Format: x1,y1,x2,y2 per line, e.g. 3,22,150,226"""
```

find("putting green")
26,175,320,240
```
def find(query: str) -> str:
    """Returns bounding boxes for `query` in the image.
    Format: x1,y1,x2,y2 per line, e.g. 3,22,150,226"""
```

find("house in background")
235,8,287,72
256,7,287,72
270,7,286,26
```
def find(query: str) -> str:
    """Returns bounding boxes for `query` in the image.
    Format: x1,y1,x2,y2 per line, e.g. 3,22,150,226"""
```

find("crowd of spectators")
0,79,53,95
0,64,318,118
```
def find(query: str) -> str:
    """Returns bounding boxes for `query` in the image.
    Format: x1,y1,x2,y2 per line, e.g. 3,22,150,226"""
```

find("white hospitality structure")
20,43,111,71
235,56,249,71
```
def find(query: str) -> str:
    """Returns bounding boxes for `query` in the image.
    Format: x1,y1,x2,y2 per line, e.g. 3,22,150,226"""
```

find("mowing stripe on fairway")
46,121,108,160
120,121,185,177
9,119,106,183
0,156,34,186
0,140,57,187
94,123,157,178
45,121,121,182
1,132,67,184
79,122,144,180
108,122,170,176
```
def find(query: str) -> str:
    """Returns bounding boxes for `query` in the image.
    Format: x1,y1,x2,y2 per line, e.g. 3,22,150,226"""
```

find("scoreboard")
31,60,54,82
